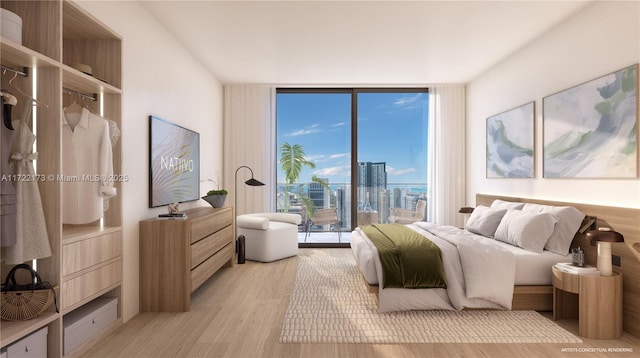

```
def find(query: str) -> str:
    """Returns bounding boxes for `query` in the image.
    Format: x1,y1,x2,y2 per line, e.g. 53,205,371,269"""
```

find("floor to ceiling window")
276,88,429,246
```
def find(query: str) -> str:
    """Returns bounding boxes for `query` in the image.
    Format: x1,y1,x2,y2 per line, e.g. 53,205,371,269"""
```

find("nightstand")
552,266,623,339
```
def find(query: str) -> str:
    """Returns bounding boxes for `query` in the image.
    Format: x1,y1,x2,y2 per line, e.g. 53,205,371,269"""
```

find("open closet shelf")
62,65,122,96
0,312,59,347
0,40,59,69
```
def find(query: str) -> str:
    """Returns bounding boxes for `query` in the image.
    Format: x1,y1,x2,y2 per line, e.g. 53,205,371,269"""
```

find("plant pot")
202,194,227,208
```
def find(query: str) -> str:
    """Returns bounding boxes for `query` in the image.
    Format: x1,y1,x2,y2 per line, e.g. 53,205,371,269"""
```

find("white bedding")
351,222,571,312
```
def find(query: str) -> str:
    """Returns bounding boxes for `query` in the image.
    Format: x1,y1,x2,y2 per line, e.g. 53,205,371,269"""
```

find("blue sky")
276,92,429,185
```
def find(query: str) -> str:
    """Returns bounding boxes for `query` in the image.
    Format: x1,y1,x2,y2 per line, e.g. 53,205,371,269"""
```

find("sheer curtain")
427,85,466,227
223,85,276,215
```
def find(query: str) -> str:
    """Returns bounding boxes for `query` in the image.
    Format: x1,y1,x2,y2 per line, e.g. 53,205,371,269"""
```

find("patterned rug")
279,254,582,344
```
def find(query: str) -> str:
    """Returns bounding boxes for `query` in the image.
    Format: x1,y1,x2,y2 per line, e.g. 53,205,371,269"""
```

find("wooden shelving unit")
0,1,122,356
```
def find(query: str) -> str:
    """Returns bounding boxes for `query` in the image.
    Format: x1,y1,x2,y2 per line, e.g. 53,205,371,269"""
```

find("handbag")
1,263,59,321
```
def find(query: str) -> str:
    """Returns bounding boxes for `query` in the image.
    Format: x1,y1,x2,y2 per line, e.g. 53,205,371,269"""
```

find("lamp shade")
587,228,624,245
245,177,265,186
235,165,265,216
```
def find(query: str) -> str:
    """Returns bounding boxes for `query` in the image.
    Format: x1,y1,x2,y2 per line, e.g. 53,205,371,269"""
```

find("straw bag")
1,263,59,321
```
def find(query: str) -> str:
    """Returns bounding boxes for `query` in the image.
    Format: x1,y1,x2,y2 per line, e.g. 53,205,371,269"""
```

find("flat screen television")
148,115,200,208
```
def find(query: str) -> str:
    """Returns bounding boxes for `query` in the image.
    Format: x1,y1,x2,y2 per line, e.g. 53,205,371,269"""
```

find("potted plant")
202,176,227,208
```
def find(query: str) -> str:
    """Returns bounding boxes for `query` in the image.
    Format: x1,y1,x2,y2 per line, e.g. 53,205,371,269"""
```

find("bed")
351,194,586,313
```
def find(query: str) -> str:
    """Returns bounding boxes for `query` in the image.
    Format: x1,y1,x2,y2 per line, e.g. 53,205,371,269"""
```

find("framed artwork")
486,101,534,178
543,64,638,178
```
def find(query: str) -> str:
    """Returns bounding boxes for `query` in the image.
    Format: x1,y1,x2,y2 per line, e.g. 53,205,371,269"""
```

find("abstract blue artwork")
543,65,637,178
486,102,534,178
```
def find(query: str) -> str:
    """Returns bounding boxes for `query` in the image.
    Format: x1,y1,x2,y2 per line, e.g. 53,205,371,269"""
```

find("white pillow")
494,209,557,253
464,205,507,237
522,203,585,255
490,199,525,210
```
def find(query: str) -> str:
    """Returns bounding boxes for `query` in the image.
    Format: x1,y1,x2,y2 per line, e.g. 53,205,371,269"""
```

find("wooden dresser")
139,207,234,312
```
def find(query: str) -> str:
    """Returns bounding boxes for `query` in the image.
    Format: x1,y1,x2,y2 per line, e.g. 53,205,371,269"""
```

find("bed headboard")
476,193,640,338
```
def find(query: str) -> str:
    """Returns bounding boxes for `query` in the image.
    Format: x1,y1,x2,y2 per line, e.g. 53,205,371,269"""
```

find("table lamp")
587,228,624,276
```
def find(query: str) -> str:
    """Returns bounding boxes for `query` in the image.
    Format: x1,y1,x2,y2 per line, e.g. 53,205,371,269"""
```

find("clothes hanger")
63,93,84,129
64,93,83,115
6,70,49,108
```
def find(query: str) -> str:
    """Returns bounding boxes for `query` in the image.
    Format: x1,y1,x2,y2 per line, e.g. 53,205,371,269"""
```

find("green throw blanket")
362,224,447,289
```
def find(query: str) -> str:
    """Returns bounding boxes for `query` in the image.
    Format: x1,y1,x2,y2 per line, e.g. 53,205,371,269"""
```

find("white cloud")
393,93,425,110
314,165,350,177
329,153,350,159
286,123,321,137
387,166,416,176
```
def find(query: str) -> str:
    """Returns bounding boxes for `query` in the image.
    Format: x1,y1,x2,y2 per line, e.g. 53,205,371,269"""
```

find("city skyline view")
276,91,429,186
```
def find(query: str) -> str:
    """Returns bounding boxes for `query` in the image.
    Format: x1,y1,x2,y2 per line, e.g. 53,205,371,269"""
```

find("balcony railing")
277,182,428,239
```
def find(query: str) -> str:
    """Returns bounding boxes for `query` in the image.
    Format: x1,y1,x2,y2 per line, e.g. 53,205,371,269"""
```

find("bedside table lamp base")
588,228,624,277
597,241,612,276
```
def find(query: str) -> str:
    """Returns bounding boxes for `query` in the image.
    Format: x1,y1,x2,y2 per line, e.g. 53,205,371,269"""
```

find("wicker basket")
1,264,58,321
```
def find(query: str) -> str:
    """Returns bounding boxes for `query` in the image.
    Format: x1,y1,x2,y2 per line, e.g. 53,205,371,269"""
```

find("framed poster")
486,101,534,178
543,65,638,178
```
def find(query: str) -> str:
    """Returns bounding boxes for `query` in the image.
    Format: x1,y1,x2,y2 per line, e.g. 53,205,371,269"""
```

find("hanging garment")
62,107,116,224
1,95,17,247
4,100,52,264
103,119,120,212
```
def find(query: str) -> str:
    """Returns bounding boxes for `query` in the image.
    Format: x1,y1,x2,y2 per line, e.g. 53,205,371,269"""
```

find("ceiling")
140,0,592,85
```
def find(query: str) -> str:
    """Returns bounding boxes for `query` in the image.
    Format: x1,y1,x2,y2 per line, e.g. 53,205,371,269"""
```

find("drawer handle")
25,345,30,352
92,318,96,324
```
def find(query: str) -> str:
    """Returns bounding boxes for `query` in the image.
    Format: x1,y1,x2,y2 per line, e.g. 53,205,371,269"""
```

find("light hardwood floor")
79,249,640,358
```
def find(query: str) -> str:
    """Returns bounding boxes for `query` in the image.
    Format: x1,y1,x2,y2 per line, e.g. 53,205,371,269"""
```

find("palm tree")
279,142,315,213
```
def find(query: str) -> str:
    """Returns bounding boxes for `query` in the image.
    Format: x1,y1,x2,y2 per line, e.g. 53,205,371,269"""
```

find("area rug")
279,254,582,344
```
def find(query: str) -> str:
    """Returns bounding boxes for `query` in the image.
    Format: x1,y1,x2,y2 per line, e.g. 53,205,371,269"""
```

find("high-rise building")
335,185,351,229
357,162,387,213
308,178,329,209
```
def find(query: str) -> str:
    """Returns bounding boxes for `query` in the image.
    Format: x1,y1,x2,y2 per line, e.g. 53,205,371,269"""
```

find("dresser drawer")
191,243,233,292
61,261,122,309
191,225,233,269
64,298,117,355
62,231,122,277
5,327,47,358
191,208,232,243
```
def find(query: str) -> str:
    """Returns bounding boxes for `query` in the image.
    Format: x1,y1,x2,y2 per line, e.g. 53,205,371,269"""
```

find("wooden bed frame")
476,193,640,338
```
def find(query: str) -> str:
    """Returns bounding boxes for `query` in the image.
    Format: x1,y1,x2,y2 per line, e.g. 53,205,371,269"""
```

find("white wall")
467,1,640,208
77,1,224,321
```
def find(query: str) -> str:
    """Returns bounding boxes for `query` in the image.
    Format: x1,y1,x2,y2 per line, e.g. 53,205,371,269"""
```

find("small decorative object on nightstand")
552,265,622,339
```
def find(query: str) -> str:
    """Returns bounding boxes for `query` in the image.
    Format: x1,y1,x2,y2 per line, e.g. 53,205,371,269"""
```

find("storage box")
0,9,22,45
5,326,48,358
63,297,117,355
